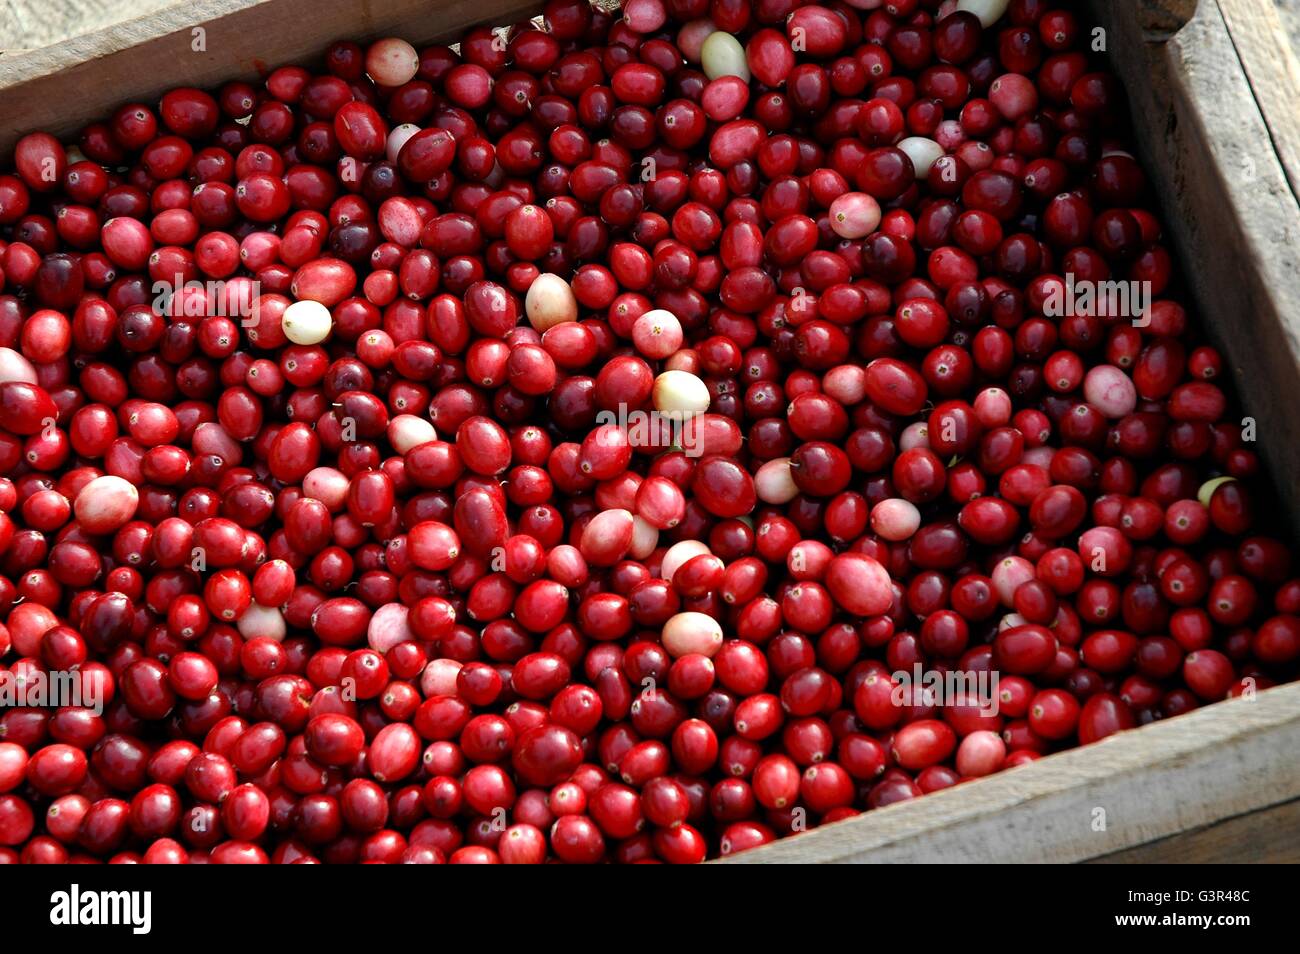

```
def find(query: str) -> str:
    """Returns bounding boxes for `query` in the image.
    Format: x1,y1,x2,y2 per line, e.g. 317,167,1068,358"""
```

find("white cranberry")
653,369,710,417
237,603,287,642
956,0,1011,27
386,123,422,162
281,299,333,345
897,137,944,176
387,414,437,454
700,31,749,82
525,273,578,330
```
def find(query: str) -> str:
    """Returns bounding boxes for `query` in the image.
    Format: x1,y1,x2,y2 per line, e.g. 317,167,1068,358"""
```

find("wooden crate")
2,0,1299,863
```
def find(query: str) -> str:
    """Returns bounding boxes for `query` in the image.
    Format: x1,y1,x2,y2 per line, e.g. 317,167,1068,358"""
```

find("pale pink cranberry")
989,73,1038,121
366,37,419,87
661,540,711,583
828,192,881,240
631,309,684,360
303,467,351,510
935,119,966,151
421,659,463,697
992,556,1036,606
387,415,437,454
0,347,38,385
377,197,424,248
629,516,659,560
1083,365,1138,419
870,498,922,541
662,612,724,657
368,603,413,653
580,509,635,566
623,0,667,33
823,365,866,405
74,475,139,534
973,387,1012,427
237,603,287,642
899,422,931,451
755,458,799,504
956,730,1007,777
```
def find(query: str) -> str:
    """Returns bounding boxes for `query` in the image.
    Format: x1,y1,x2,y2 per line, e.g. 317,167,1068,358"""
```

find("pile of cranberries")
0,0,1298,865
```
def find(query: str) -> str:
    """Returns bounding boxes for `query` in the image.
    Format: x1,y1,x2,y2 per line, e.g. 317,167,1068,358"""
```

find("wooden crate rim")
0,0,273,85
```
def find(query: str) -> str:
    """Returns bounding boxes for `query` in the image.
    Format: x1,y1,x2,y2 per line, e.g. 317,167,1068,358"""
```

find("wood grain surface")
1088,798,1300,863
1,0,179,50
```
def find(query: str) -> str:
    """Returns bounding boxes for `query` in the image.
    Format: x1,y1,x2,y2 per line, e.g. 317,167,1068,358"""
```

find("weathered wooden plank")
1218,0,1300,200
718,682,1300,863
0,0,178,50
1088,798,1300,863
